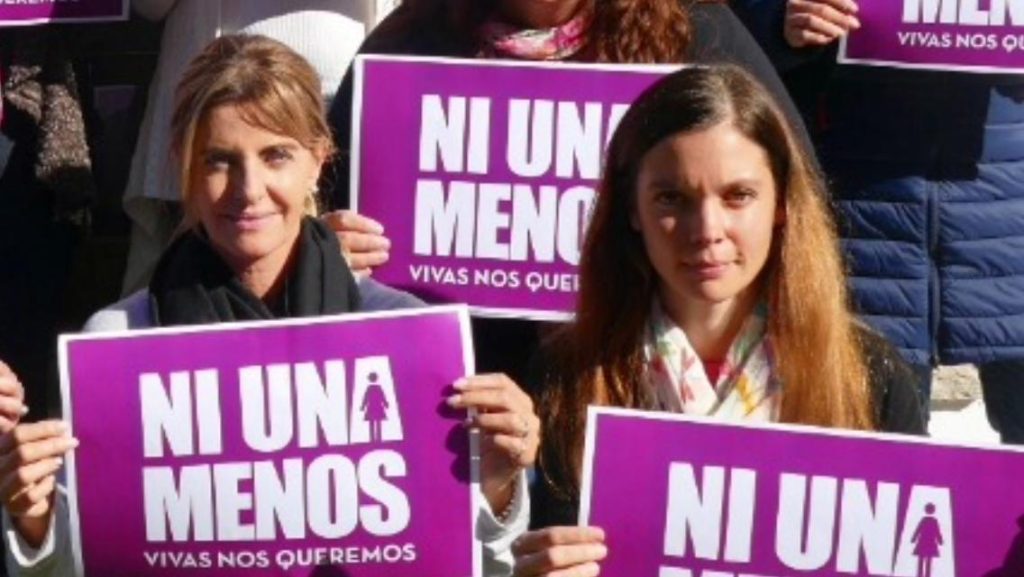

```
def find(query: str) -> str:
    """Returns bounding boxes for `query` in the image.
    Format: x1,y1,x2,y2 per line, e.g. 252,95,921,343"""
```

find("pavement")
929,399,1001,445
928,365,1002,446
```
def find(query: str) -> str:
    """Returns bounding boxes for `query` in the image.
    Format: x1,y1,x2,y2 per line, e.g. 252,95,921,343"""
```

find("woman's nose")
688,199,725,246
229,161,266,203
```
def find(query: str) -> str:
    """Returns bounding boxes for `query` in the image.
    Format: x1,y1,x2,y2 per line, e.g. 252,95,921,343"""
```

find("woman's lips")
223,212,278,231
684,261,731,280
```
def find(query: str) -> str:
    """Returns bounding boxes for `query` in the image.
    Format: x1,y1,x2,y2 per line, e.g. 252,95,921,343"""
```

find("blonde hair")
170,34,336,223
539,64,874,498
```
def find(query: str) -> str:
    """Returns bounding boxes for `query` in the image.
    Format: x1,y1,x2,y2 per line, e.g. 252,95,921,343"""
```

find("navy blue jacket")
732,1,1024,366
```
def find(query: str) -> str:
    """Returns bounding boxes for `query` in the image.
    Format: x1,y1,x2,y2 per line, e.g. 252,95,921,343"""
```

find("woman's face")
188,104,323,274
632,121,782,321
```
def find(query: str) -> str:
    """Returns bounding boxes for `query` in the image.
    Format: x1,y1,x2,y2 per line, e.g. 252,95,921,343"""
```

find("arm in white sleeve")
130,0,179,21
478,470,529,577
3,486,74,577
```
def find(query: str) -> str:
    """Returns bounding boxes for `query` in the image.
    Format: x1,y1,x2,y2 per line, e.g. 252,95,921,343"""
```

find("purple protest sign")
58,307,481,577
351,56,675,320
839,0,1024,73
581,407,1024,577
0,0,127,26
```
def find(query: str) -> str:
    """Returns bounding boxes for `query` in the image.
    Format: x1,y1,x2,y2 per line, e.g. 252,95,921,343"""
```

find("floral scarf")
644,301,782,421
477,13,587,60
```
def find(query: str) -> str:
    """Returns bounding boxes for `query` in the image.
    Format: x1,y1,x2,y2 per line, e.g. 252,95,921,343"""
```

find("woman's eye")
203,155,231,171
654,190,682,206
724,188,756,207
264,147,294,165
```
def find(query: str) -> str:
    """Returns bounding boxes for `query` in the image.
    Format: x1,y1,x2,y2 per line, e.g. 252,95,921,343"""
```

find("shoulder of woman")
687,2,771,64
359,7,453,57
82,290,154,333
356,278,425,312
856,324,928,435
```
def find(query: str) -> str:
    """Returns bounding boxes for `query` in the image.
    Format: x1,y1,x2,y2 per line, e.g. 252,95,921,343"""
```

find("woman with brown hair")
326,0,812,399
509,64,924,576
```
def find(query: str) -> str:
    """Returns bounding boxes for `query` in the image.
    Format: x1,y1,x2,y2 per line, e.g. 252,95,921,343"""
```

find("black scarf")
149,217,360,326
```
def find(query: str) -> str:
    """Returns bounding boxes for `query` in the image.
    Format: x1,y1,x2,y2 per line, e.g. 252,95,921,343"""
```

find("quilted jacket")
733,1,1024,365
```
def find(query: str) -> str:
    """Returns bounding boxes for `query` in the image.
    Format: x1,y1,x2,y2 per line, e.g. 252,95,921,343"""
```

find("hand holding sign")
0,360,27,432
785,0,861,47
323,209,391,276
511,526,607,577
449,374,539,515
0,420,78,548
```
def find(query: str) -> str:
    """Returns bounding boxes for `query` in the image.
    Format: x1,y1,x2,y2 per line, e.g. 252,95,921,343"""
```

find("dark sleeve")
728,0,832,73
322,11,442,211
688,3,815,155
860,329,928,435
324,65,356,210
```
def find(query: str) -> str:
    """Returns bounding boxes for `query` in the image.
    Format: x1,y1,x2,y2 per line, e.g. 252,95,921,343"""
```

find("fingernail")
54,457,63,466
446,395,461,407
19,405,28,416
371,220,384,234
453,378,468,390
68,437,80,449
594,544,609,558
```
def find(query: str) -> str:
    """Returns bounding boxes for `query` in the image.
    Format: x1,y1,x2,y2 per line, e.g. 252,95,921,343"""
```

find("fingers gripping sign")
785,0,861,48
0,361,28,434
512,526,608,577
322,209,391,276
0,420,78,548
447,374,540,516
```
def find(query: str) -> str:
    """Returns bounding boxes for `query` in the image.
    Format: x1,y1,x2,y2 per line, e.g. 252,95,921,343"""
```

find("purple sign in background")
583,407,1024,577
60,307,479,577
840,0,1024,72
0,0,127,25
353,57,674,320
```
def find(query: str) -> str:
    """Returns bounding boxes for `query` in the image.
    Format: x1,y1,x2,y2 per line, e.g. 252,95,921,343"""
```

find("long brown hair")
375,0,695,62
539,65,875,498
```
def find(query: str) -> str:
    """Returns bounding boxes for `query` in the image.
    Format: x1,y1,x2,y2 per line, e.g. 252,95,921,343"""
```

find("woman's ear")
310,143,330,186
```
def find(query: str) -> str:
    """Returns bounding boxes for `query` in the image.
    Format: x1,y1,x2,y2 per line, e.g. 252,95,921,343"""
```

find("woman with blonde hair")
511,64,924,576
0,34,537,576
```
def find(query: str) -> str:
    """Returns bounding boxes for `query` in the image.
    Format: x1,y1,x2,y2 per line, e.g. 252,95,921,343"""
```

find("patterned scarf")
643,301,782,421
477,13,587,60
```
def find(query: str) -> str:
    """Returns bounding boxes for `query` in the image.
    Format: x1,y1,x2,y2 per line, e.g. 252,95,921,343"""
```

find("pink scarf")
477,13,587,60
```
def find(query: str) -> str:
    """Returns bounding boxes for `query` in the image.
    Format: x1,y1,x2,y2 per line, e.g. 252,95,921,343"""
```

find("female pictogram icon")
912,503,944,577
361,372,389,442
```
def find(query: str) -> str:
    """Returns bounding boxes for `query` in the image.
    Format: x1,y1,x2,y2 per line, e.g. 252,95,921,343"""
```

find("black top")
526,327,927,530
323,1,812,209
